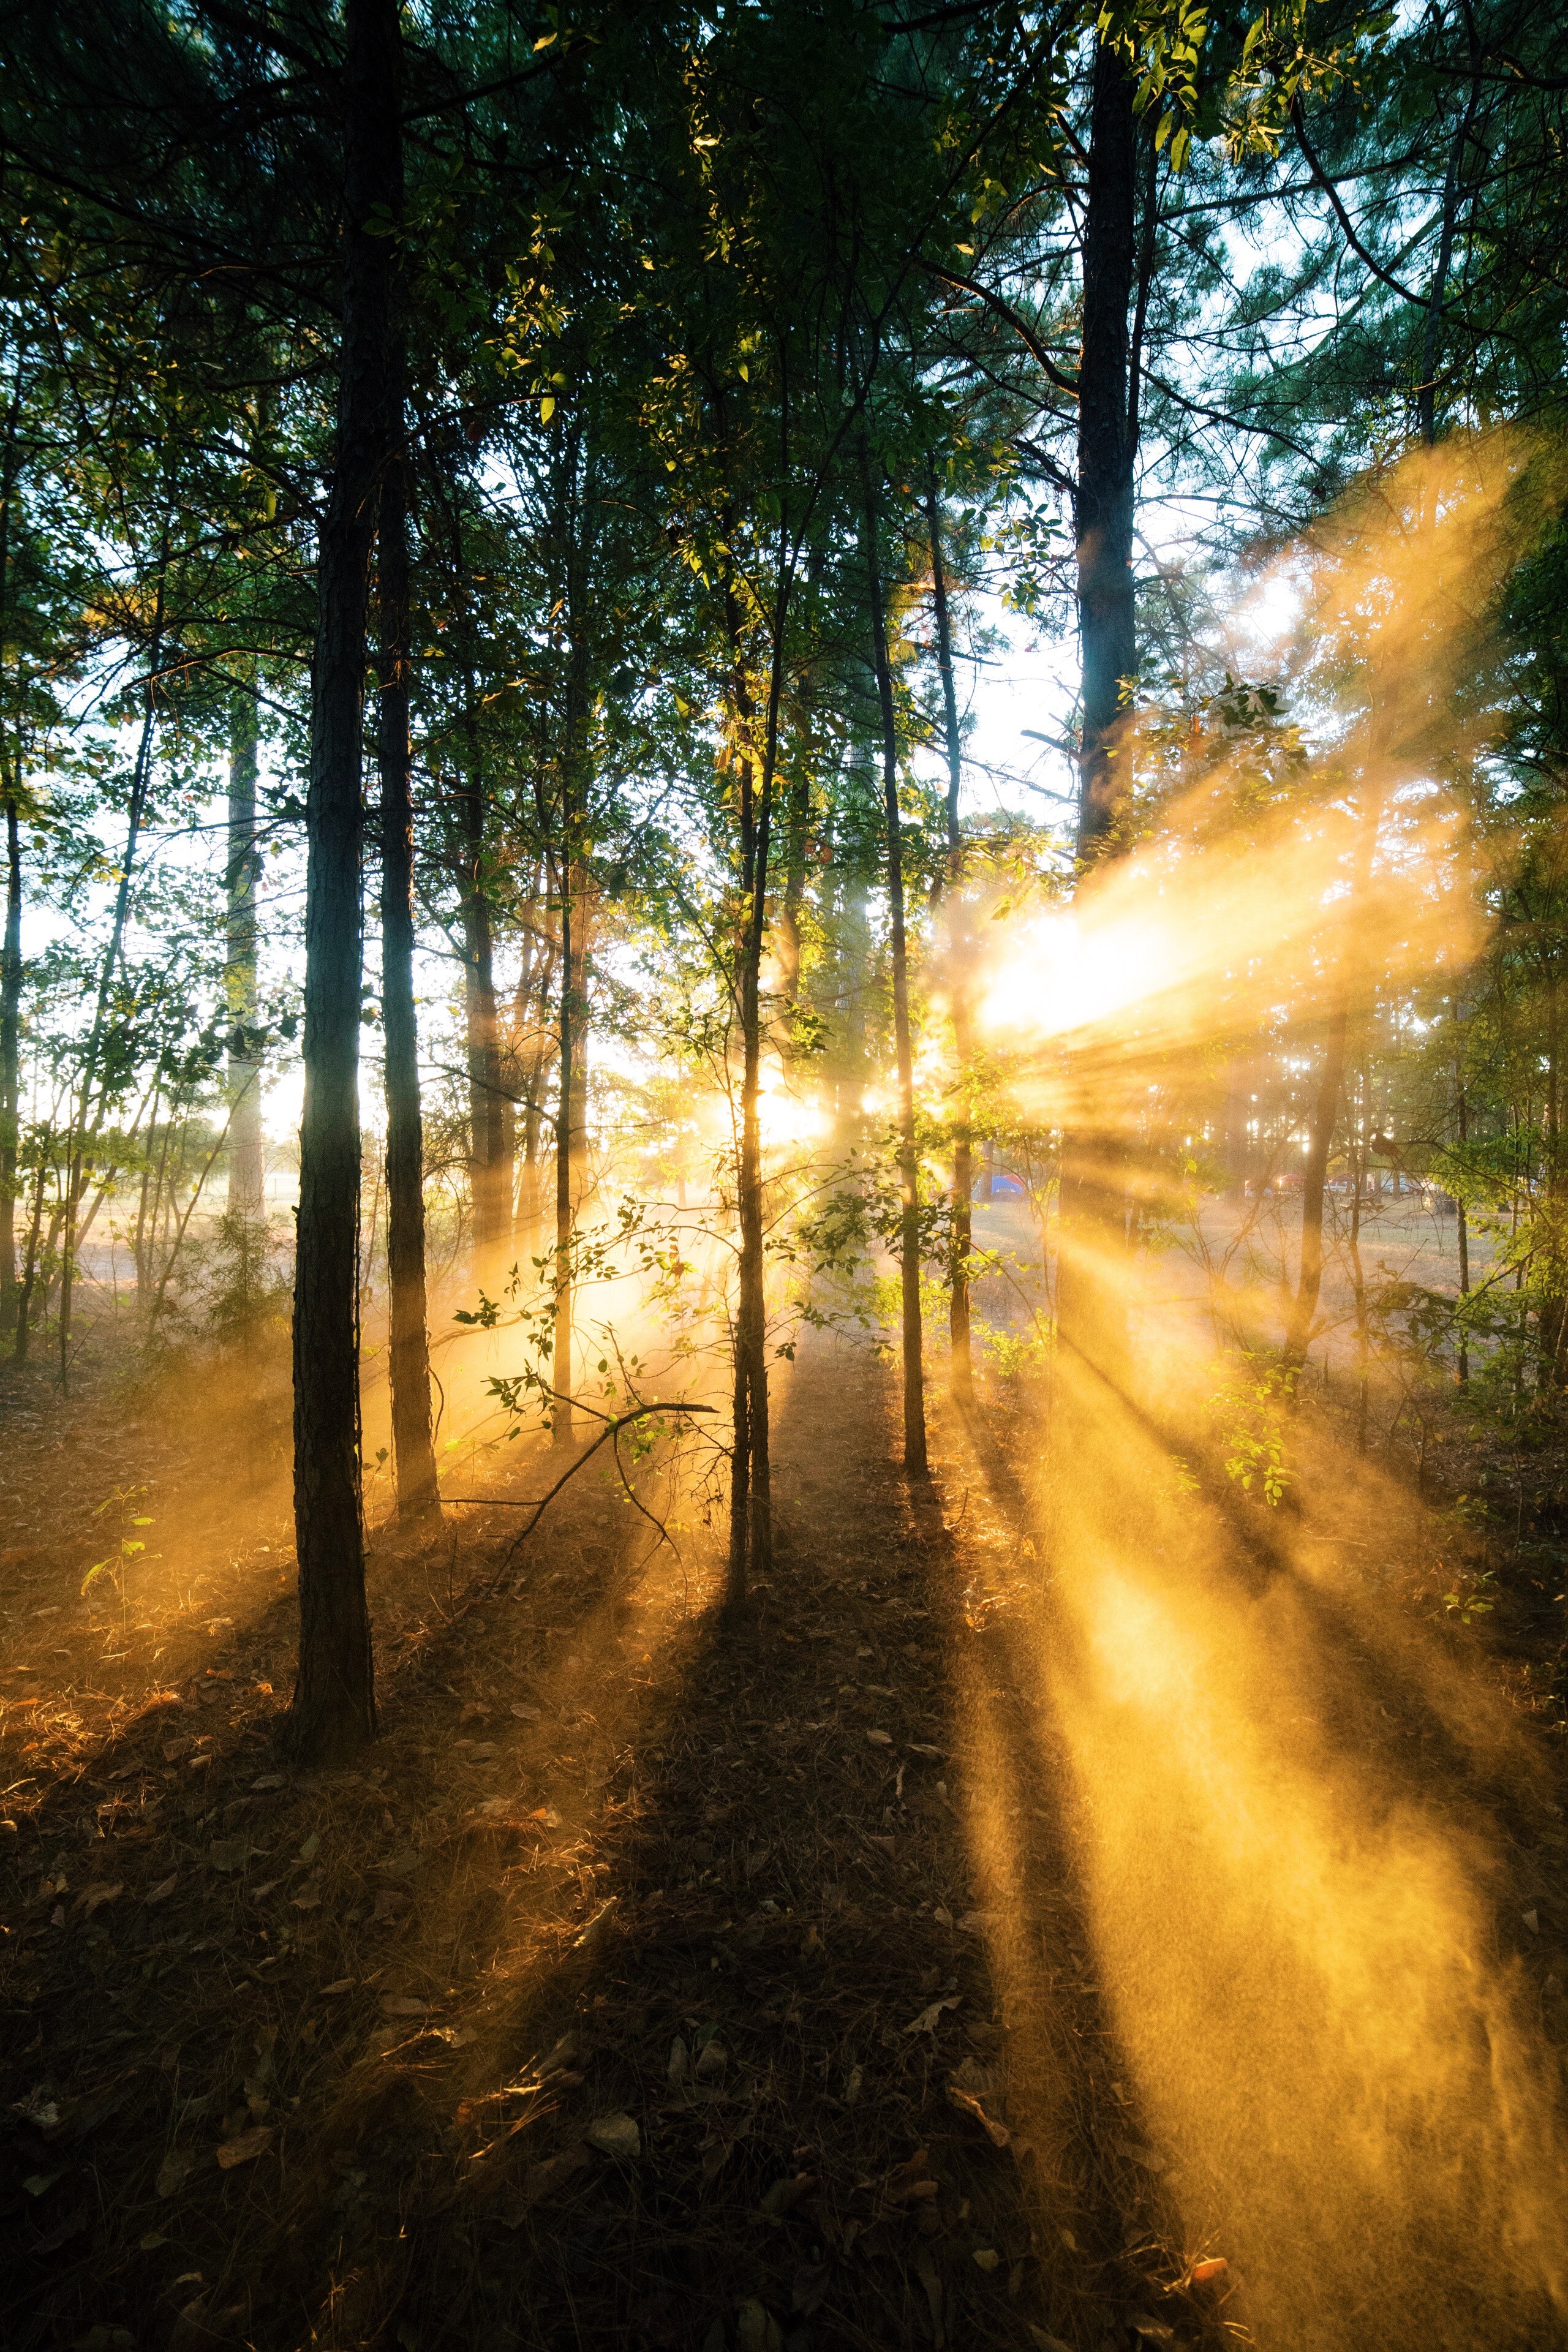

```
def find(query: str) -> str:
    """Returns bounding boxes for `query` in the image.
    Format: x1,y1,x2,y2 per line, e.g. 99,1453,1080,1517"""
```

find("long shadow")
178,1338,1175,2352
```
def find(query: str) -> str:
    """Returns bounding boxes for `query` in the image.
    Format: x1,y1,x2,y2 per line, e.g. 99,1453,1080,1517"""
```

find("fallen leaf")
843,2064,862,2107
380,1995,428,2017
905,1995,961,2035
883,2149,932,2203
73,1882,123,1917
23,2170,66,2196
933,1904,954,1928
252,1774,287,1792
693,2038,728,2081
511,1703,541,1721
298,1832,320,1864
759,2173,818,2217
1128,2318,1174,2344
864,1729,892,1746
1113,2138,1166,2174
318,1977,354,1996
948,2084,1011,2147
1523,1909,1540,1934
585,2111,641,2159
156,2150,194,2197
292,1882,322,1911
189,1752,213,1771
215,2126,272,2170
956,1910,997,1934
666,2035,688,2087
469,1741,499,1758
162,1741,187,1764
736,2300,782,2352
907,1742,944,1758
973,2248,1000,2272
1189,2258,1229,2288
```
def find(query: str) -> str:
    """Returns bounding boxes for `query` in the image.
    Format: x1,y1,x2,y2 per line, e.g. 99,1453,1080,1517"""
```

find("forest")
1,1,1566,2347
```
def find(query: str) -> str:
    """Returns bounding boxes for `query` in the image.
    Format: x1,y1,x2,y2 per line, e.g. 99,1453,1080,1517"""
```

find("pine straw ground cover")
0,1337,1248,2352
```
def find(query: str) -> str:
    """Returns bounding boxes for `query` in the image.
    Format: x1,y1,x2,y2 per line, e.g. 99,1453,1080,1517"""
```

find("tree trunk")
862,448,927,1475
378,379,439,1523
225,678,265,1218
1056,37,1139,1389
1455,1049,1470,1385
552,864,578,1448
459,759,507,1261
59,652,160,1392
1,794,20,1333
926,471,973,1409
0,353,24,1335
281,0,400,1768
723,550,788,1607
1075,39,1139,861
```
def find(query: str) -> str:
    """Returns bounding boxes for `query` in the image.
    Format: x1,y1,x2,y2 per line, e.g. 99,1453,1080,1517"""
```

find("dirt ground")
2,1316,1566,2352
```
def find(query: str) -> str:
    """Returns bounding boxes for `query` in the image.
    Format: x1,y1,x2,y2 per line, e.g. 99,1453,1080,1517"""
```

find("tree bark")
459,748,507,1259
552,861,578,1449
225,677,265,1218
378,381,440,1523
723,543,788,1605
1074,39,1139,862
281,0,399,1767
59,650,160,1392
1284,1004,1348,1370
1056,37,1139,1390
862,448,927,1475
926,471,973,1409
0,352,24,1335
1,795,20,1334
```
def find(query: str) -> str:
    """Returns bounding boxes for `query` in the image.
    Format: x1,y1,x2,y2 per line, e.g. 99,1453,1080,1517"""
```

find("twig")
455,1399,716,1591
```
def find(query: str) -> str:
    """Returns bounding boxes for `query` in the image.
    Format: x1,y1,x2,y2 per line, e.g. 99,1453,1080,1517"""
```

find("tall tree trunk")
1455,1048,1470,1385
725,559,788,1607
12,1155,47,1365
281,0,399,1767
862,448,927,1475
1075,40,1139,861
225,677,265,1218
0,794,20,1334
926,470,972,1409
459,755,507,1259
59,643,161,1392
552,863,577,1448
378,376,439,1522
0,349,25,1335
1056,37,1139,1389
1284,800,1380,1374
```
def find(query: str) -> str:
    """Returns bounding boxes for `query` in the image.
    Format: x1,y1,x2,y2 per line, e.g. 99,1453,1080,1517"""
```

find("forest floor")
2,1314,1567,2352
